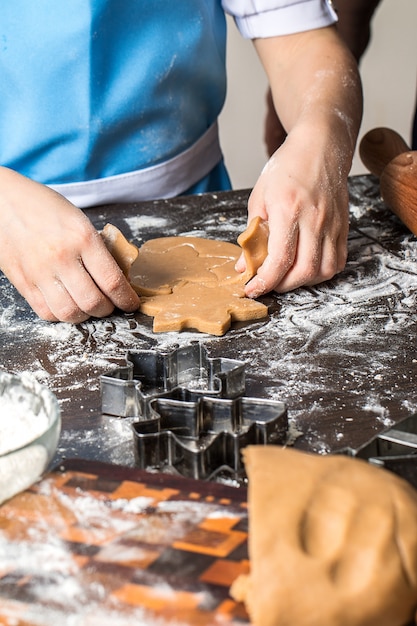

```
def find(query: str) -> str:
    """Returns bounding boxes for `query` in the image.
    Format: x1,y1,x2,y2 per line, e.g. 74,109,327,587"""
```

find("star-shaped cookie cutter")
100,342,288,481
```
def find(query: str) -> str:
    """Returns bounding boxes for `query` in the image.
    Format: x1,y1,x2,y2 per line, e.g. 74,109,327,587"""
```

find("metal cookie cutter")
133,393,287,481
100,342,288,481
101,342,247,418
342,413,417,489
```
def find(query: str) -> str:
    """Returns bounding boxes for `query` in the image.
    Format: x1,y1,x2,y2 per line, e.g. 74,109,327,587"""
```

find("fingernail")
246,286,261,299
246,277,266,299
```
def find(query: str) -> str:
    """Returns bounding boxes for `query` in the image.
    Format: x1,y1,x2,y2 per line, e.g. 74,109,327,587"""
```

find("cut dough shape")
140,281,267,336
129,236,239,296
101,223,139,278
102,217,269,335
230,446,417,626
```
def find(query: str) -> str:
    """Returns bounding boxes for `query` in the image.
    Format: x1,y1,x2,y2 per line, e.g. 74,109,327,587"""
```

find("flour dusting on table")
0,177,417,461
0,471,244,625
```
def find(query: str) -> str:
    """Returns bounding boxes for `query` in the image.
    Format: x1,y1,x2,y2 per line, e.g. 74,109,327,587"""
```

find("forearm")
240,27,363,297
255,26,363,172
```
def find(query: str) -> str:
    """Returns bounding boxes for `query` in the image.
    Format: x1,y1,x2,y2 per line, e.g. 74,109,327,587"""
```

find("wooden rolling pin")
359,127,417,235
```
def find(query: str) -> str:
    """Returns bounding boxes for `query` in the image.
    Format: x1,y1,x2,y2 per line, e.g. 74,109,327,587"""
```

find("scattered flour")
124,215,170,235
0,474,242,625
0,176,416,460
1,177,417,622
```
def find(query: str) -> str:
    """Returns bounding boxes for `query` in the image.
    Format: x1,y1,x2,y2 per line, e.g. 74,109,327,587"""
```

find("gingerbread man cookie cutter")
100,342,288,481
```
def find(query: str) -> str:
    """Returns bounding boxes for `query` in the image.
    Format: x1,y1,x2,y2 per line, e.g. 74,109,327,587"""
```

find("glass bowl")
0,371,61,505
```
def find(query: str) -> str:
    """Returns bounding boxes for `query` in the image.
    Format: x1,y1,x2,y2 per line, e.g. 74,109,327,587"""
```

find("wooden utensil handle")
359,127,410,177
380,151,417,236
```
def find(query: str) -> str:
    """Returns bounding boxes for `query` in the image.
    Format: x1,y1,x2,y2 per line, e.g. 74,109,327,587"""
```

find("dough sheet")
102,217,269,335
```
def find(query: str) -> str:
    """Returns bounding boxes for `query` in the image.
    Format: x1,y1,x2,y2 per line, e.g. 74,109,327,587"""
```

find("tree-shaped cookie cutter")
100,342,288,481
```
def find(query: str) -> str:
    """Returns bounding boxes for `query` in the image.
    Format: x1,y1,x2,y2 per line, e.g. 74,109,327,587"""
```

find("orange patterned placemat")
0,460,249,626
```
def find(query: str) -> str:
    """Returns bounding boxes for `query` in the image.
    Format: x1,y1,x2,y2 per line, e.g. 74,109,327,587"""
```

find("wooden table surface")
1,174,417,624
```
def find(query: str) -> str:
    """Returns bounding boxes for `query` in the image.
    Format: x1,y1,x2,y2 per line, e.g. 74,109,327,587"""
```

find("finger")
245,255,284,298
245,226,299,298
2,246,114,322
336,231,349,274
235,251,246,274
22,284,59,322
245,213,323,296
39,273,103,323
0,261,59,322
310,233,347,283
13,269,91,323
276,226,323,292
81,239,140,313
301,221,348,287
274,231,346,293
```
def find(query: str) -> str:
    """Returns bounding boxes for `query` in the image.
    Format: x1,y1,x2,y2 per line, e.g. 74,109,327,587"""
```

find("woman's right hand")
0,167,140,323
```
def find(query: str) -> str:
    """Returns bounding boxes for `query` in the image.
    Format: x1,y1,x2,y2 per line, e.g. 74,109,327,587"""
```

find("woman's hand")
238,26,362,297
238,123,350,297
0,167,140,322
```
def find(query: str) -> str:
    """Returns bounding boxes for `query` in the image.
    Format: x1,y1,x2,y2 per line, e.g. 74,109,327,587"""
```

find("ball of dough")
231,446,417,626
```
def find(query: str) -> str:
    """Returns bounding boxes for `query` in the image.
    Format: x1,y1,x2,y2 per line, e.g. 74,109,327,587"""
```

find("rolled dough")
101,217,269,335
231,446,417,626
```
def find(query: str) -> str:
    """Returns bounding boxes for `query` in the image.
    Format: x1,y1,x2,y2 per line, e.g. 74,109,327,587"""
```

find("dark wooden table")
1,174,417,625
1,174,417,469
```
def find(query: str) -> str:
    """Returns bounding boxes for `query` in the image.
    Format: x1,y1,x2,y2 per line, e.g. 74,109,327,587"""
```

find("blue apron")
0,1,230,204
0,0,337,206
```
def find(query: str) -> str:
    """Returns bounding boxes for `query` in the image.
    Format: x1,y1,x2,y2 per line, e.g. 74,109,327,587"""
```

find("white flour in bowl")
0,389,49,455
0,374,60,504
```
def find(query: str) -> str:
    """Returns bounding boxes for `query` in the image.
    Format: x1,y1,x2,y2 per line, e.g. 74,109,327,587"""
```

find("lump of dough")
231,446,417,626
